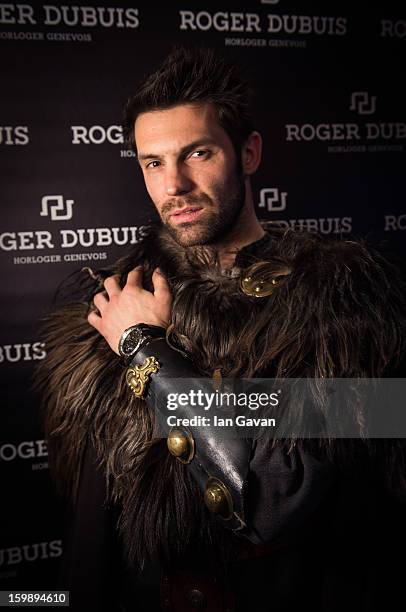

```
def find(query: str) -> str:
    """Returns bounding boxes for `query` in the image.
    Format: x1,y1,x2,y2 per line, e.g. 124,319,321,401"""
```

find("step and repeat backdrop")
1,0,405,590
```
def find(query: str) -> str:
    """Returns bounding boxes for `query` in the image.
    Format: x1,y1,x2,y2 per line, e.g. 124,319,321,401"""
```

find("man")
38,47,406,611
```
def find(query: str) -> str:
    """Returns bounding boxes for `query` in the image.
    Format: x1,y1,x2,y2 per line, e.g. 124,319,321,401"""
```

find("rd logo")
350,92,377,116
259,188,287,212
40,195,74,221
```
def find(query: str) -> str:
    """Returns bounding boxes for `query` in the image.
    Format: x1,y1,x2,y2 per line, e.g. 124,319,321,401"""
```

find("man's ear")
241,131,262,175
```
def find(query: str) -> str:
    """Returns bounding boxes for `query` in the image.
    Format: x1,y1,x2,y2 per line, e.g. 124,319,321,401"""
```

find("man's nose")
165,163,193,196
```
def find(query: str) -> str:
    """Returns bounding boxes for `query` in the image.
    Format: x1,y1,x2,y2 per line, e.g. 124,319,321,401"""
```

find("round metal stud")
167,427,195,464
203,476,233,520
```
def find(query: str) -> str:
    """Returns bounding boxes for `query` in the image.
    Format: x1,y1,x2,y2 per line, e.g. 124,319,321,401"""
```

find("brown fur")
35,224,406,567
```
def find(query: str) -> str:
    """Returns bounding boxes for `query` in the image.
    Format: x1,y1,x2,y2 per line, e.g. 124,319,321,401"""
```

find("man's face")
134,103,246,247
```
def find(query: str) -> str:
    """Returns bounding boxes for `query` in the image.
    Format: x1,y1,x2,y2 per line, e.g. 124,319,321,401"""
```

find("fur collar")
35,224,406,567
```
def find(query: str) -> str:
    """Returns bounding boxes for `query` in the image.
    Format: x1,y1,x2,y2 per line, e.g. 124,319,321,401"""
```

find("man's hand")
87,267,172,354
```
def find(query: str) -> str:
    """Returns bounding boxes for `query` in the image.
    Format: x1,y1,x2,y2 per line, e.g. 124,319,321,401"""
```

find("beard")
159,167,246,248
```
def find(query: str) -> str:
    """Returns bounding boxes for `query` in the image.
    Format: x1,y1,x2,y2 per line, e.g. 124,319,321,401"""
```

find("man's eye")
191,150,209,159
146,160,161,169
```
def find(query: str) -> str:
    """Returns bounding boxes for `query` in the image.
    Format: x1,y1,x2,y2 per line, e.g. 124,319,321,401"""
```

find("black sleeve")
131,339,335,544
246,438,334,543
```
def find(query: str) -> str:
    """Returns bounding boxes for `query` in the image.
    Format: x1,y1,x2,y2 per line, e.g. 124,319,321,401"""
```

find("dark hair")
122,45,255,155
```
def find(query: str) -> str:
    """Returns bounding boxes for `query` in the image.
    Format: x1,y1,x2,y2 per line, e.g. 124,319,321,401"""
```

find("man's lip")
170,206,203,217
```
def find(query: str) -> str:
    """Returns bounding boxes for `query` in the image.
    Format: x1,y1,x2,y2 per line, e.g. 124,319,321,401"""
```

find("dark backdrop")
1,0,405,589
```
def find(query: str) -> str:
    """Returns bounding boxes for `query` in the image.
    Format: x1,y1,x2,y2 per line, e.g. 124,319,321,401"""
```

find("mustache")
161,194,212,216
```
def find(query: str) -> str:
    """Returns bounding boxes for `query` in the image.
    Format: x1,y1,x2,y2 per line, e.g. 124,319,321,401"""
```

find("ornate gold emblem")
240,262,290,298
167,427,195,464
203,476,234,520
126,356,160,398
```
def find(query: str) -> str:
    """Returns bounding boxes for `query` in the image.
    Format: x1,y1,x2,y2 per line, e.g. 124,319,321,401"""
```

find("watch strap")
118,323,166,364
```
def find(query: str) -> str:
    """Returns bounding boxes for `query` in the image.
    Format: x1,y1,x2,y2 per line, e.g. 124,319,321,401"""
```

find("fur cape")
35,223,406,568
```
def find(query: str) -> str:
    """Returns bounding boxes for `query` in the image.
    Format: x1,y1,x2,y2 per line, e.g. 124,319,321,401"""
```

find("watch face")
122,327,143,357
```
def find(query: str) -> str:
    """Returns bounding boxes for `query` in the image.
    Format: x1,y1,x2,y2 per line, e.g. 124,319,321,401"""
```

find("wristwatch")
118,323,166,364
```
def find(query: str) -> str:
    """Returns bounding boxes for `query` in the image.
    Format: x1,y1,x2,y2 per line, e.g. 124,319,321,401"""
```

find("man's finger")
126,266,144,288
93,291,109,313
87,310,102,332
104,275,121,297
152,268,171,298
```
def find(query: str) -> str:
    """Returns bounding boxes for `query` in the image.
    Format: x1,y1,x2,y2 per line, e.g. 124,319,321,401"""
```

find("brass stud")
240,262,290,298
167,427,195,464
203,477,233,520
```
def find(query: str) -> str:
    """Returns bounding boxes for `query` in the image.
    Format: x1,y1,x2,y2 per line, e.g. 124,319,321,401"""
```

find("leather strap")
132,339,252,534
